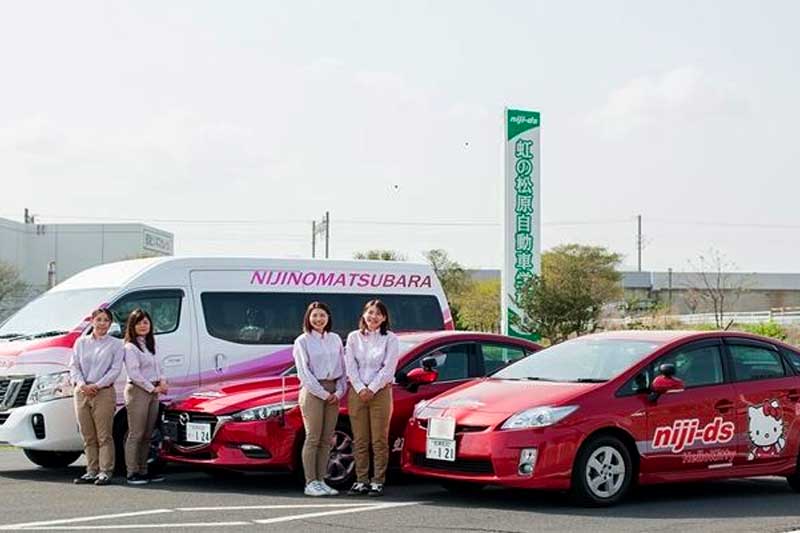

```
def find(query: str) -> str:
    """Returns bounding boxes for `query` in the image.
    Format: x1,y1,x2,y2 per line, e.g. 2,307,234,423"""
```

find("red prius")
402,330,800,506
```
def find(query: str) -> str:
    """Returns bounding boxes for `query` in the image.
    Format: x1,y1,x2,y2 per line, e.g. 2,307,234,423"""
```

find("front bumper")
0,397,83,451
160,413,302,471
401,417,580,490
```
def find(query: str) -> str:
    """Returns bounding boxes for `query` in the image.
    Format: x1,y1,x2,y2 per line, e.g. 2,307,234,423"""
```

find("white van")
0,257,452,468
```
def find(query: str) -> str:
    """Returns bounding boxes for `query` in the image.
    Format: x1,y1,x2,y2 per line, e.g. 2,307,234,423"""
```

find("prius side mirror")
648,364,685,402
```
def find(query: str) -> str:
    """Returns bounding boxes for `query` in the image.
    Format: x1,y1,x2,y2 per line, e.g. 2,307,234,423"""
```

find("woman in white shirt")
67,308,124,486
344,299,399,497
122,309,168,486
293,301,346,497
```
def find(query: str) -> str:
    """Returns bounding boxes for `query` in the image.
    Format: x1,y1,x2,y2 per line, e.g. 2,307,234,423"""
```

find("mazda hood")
169,375,302,415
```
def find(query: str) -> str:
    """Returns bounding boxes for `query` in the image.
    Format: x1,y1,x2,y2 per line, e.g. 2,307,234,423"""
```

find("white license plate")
426,437,456,461
185,422,211,443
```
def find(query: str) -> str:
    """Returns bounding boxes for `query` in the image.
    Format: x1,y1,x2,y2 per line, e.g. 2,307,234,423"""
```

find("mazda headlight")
500,405,578,430
27,371,73,404
231,402,298,422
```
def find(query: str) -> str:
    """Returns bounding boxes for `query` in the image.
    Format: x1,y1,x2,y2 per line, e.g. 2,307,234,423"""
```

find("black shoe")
94,473,112,486
347,482,369,496
126,473,149,485
73,473,97,485
146,472,165,483
368,483,384,497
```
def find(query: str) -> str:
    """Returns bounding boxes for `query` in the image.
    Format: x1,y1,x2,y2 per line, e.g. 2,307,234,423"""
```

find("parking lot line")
0,510,173,530
0,502,425,530
176,503,378,511
253,502,423,525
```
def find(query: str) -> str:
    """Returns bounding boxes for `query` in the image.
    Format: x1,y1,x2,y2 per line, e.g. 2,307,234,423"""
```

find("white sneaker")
319,481,339,496
304,481,327,497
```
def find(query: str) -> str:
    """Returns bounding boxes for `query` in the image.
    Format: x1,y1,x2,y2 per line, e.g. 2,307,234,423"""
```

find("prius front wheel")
571,435,633,507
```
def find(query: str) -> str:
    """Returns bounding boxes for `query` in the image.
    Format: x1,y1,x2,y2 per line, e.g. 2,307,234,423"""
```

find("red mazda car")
402,330,800,506
160,331,540,486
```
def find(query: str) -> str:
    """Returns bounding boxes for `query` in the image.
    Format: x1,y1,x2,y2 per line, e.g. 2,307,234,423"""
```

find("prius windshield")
0,288,116,339
493,338,661,383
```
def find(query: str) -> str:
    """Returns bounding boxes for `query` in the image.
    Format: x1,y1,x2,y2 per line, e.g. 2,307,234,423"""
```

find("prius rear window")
201,292,444,345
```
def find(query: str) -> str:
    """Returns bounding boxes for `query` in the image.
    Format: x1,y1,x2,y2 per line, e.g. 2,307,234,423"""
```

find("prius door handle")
714,400,734,413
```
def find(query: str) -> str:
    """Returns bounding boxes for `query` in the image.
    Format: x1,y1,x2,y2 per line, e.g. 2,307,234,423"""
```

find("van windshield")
0,288,117,339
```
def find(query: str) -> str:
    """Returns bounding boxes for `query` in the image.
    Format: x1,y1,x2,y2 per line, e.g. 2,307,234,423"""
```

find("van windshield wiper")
26,330,69,339
571,378,608,383
0,333,25,340
522,376,559,382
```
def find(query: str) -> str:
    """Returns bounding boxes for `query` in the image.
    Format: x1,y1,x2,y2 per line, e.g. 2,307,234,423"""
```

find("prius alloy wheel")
572,435,633,507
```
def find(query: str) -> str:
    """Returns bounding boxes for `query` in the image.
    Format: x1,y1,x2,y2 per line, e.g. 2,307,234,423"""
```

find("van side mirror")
108,323,122,338
649,364,685,401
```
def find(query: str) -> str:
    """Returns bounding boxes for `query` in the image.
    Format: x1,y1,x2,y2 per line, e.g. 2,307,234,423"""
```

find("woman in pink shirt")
122,309,168,486
344,299,399,497
68,308,124,486
293,301,346,497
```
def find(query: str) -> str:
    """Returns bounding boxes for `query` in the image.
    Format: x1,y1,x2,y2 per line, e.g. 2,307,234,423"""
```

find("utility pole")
311,212,330,259
311,220,317,258
636,214,642,272
324,211,330,259
667,267,673,313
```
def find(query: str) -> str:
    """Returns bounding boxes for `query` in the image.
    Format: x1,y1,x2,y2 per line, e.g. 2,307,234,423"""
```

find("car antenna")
723,319,735,331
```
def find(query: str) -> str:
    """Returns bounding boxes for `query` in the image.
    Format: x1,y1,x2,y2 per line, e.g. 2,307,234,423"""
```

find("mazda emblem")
178,412,190,426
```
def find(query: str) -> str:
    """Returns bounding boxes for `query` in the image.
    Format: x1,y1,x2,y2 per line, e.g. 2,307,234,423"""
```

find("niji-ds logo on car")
652,417,735,453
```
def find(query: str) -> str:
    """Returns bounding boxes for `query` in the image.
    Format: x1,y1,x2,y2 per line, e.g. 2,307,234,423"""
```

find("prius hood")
169,376,301,415
417,378,597,427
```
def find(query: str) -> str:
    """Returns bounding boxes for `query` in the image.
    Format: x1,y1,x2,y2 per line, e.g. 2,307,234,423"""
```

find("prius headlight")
231,402,298,422
27,371,73,404
500,405,578,430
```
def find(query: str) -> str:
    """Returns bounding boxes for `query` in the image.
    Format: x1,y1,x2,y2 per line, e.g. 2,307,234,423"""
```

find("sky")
1,1,798,272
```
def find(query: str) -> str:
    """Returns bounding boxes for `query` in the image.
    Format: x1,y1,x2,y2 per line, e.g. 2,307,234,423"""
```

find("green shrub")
741,321,787,341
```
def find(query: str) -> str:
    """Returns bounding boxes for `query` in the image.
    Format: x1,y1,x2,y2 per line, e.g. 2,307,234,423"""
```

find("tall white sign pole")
502,108,541,340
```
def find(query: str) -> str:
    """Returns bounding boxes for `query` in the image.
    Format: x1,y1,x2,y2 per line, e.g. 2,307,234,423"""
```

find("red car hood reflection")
171,376,301,415
421,378,596,426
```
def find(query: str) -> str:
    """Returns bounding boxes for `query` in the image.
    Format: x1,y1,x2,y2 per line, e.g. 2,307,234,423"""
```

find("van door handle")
788,389,800,402
214,353,227,373
714,400,734,413
162,355,184,367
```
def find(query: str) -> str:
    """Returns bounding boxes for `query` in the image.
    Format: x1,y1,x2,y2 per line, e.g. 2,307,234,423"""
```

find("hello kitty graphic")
747,400,785,461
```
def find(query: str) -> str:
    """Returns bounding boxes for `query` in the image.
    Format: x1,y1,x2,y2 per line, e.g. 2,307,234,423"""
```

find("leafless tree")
686,249,751,328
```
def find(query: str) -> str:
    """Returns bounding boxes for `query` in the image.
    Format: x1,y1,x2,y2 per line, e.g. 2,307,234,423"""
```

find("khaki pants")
74,386,116,476
299,382,339,484
347,385,393,485
124,384,160,476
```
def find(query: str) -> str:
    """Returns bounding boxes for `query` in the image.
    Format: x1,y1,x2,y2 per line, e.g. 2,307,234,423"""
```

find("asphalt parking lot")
1,449,800,532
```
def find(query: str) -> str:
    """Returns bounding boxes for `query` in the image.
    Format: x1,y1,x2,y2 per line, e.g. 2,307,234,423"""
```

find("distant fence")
606,307,800,327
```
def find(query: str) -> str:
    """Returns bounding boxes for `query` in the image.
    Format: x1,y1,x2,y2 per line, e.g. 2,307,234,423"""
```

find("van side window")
108,289,183,335
201,292,445,345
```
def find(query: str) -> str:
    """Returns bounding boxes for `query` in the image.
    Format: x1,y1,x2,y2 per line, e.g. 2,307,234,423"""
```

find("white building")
0,216,173,318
